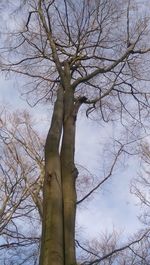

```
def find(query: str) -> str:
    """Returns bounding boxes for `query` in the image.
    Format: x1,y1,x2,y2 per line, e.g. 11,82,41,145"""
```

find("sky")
0,74,143,245
76,117,143,241
1,0,149,249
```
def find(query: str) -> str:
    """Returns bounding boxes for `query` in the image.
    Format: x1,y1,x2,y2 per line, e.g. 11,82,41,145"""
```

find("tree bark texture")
39,85,64,265
61,85,78,265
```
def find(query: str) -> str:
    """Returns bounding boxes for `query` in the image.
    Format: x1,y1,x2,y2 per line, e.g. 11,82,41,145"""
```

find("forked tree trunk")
40,72,79,265
39,85,64,265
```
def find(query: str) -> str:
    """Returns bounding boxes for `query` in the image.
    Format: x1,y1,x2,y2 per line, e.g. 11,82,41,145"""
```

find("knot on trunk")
72,167,79,179
79,96,88,103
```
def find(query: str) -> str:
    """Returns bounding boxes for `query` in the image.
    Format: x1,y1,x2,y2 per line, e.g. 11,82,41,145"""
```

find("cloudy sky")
76,116,143,240
0,73,143,244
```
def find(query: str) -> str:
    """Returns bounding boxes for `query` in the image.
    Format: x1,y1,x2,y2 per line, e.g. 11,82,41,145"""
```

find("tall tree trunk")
61,84,78,265
39,85,64,265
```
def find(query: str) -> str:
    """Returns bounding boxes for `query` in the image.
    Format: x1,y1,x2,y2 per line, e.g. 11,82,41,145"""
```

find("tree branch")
77,145,123,204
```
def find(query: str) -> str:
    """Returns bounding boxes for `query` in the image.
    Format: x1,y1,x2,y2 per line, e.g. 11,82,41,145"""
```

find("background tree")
0,109,44,264
131,141,150,227
1,0,150,265
76,229,150,265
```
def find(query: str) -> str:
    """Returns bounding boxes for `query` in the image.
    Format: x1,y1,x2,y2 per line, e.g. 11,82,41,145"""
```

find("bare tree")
0,109,44,264
131,141,150,227
1,0,150,265
76,229,150,265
